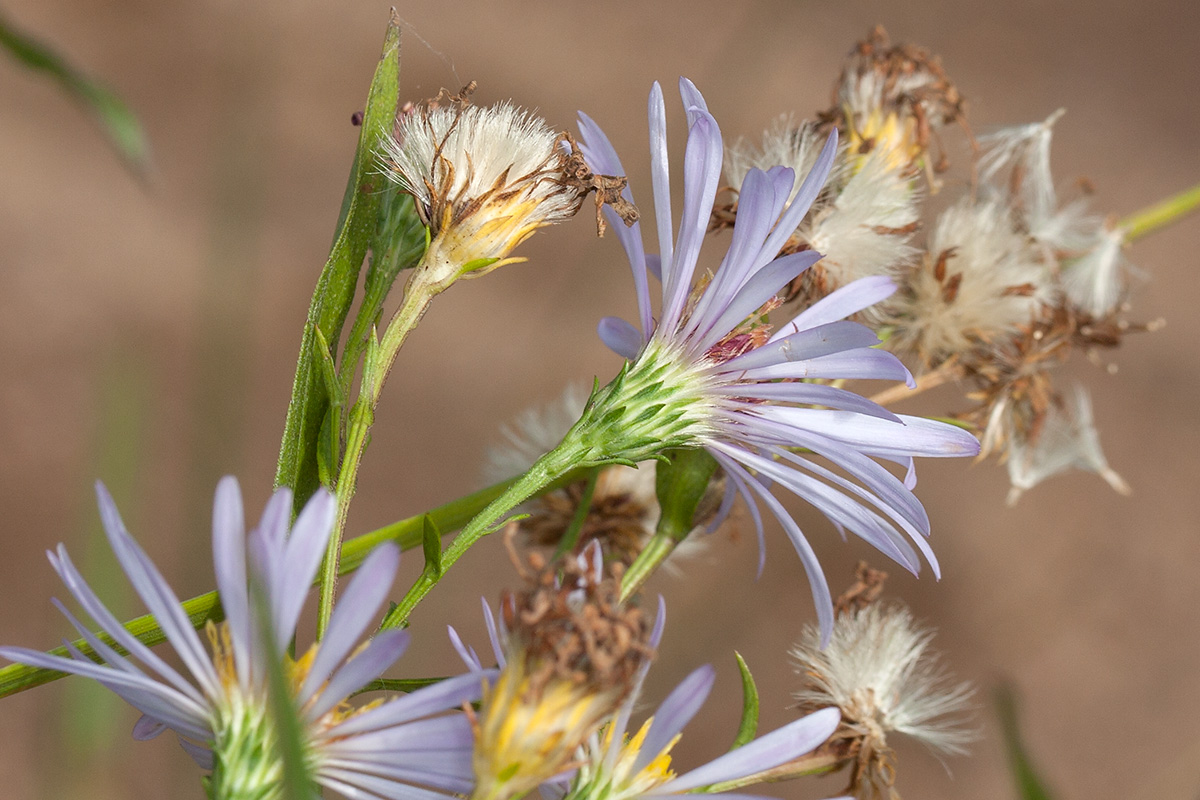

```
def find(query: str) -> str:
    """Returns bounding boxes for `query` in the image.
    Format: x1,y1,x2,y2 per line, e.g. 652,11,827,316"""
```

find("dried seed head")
792,598,975,800
384,90,585,277
471,543,653,800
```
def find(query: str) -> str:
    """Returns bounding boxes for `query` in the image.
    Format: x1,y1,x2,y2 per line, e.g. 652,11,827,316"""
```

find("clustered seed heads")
717,24,1160,500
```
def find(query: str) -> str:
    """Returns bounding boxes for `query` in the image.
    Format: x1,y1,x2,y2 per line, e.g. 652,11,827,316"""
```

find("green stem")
0,470,588,700
379,438,590,630
316,264,451,639
1120,181,1200,242
552,466,599,560
619,531,676,602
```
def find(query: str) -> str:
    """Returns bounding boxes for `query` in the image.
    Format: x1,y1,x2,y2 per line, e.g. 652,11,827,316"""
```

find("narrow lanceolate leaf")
274,15,401,512
0,9,151,173
730,652,760,750
994,684,1056,800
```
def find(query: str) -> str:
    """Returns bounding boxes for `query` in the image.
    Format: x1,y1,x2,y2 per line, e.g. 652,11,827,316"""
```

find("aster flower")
384,93,587,282
564,78,978,638
554,645,841,800
0,478,488,800
458,542,654,800
791,602,975,799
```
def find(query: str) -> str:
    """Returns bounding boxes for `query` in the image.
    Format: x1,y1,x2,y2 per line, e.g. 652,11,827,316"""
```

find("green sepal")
654,447,720,542
274,14,402,513
460,256,501,274
730,652,760,750
421,514,443,579
0,9,151,174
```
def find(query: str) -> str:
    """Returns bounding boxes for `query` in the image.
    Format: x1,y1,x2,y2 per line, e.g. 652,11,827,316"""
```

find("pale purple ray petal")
685,167,795,338
133,715,168,740
719,321,880,373
741,348,914,385
329,671,491,737
724,416,929,533
577,110,654,337
710,383,900,423
447,625,482,672
765,445,939,575
319,769,458,800
661,707,840,792
274,489,336,651
677,76,710,116
710,451,768,576
94,482,221,698
706,477,737,534
249,487,292,600
0,646,211,739
306,630,410,723
646,253,663,282
661,112,723,333
648,82,675,287
481,597,505,668
51,598,143,677
771,275,897,340
598,316,644,360
756,131,838,266
711,453,834,641
756,409,980,459
666,711,842,792
633,665,715,773
691,250,822,355
47,547,203,703
177,737,215,770
211,476,251,691
319,758,472,794
725,445,920,574
324,714,474,755
299,543,401,705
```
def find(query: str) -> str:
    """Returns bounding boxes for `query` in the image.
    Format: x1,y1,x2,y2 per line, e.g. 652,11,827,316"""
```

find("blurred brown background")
1,1,1197,798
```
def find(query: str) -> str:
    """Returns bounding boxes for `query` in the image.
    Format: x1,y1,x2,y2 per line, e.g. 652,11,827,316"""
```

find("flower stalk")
1119,180,1200,242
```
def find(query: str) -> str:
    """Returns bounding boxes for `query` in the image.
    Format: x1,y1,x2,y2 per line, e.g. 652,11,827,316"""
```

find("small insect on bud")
470,540,653,800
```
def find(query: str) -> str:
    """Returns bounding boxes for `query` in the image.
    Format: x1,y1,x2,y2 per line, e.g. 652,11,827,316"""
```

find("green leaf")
0,10,151,174
421,514,443,578
994,684,1056,800
274,14,402,513
730,652,760,750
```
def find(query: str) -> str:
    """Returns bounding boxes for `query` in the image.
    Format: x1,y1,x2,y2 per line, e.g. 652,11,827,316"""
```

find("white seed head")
978,110,1066,233
1006,384,1130,504
1061,224,1131,318
791,603,975,757
889,198,1054,365
384,101,582,270
805,147,922,291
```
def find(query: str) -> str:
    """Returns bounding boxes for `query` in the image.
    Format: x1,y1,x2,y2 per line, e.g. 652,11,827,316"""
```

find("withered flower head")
831,25,965,175
384,86,587,279
791,585,974,800
470,540,653,800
